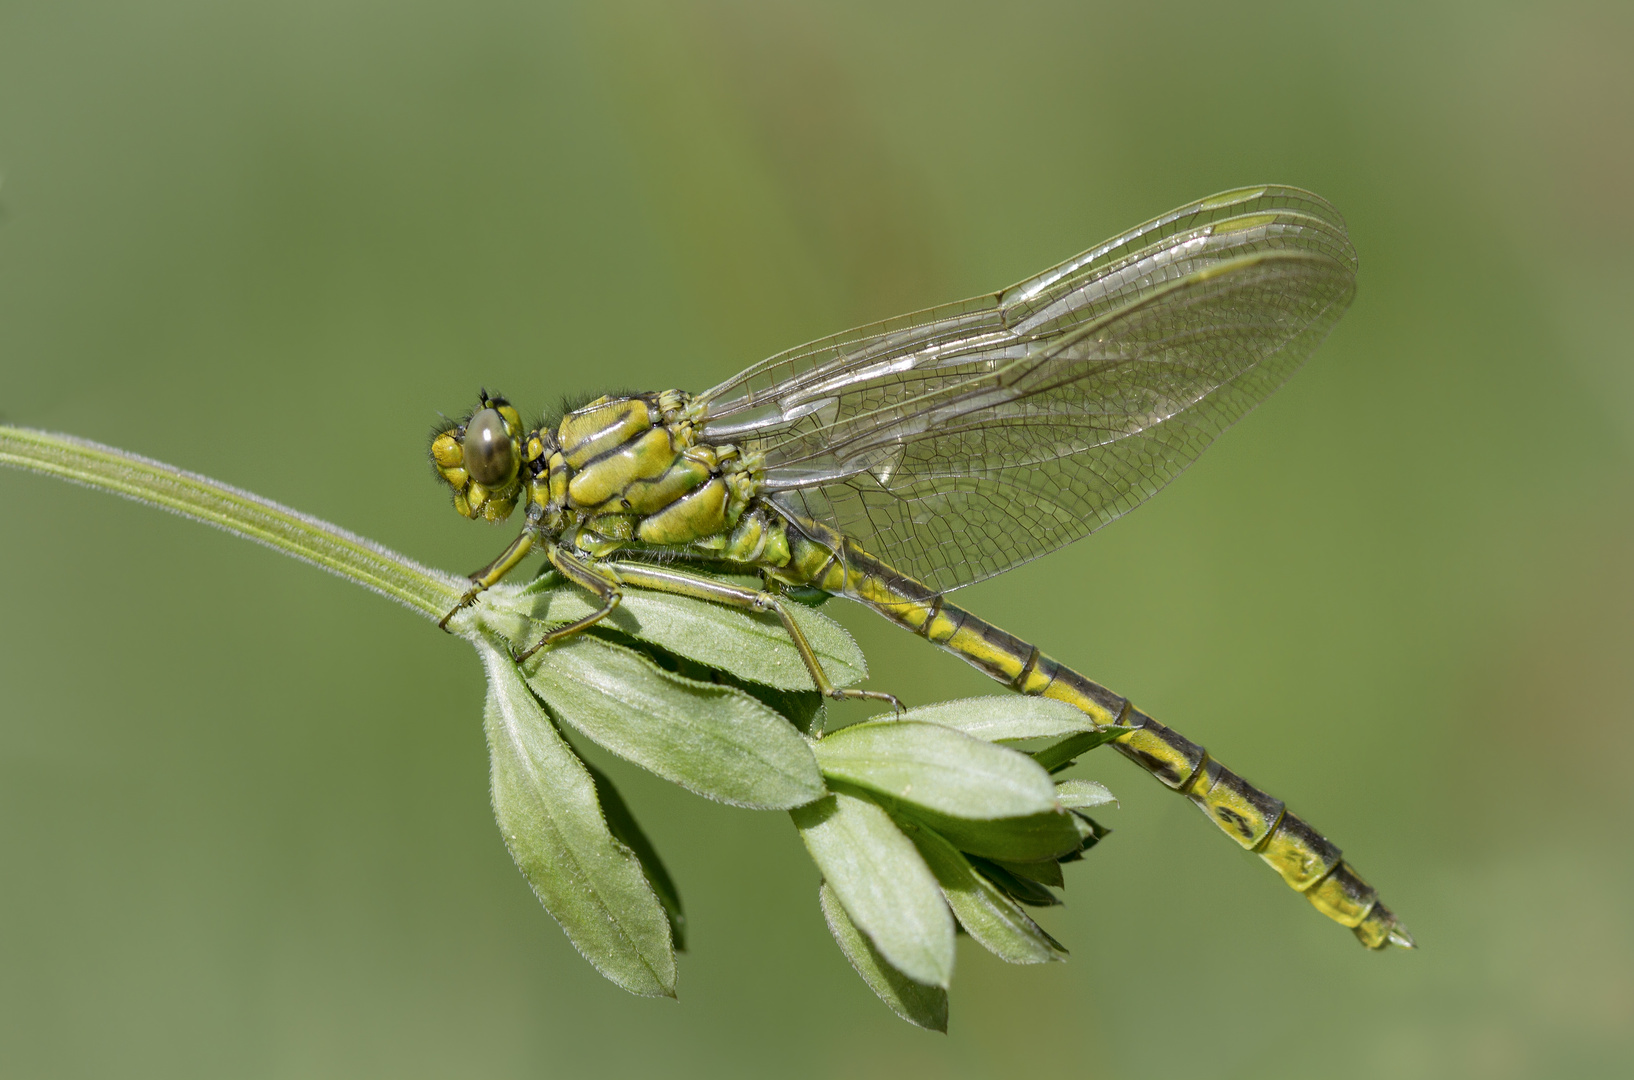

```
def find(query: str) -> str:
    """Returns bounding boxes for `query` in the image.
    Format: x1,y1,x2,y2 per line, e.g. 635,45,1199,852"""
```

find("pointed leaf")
1055,778,1118,810
791,792,955,989
968,857,1062,908
1071,812,1112,850
740,684,826,738
813,720,1058,820
895,696,1103,742
524,633,824,809
900,821,1067,965
871,792,1085,863
591,629,828,737
818,881,948,1032
477,641,676,998
584,760,686,951
479,574,866,690
1034,726,1138,773
992,857,1065,889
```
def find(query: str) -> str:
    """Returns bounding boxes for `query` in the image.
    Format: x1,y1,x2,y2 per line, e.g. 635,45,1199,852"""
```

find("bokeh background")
2,1,1631,1076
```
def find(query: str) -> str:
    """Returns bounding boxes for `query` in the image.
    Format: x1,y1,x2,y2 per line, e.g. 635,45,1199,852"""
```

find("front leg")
512,545,624,661
437,531,535,630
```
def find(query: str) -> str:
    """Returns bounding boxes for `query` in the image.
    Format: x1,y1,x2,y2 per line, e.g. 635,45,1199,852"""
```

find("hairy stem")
0,425,465,620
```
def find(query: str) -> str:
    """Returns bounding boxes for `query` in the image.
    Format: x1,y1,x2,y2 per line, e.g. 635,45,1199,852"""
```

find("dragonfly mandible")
429,185,1413,950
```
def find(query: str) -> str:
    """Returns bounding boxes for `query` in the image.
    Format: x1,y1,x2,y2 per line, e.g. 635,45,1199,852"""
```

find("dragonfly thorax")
536,391,770,555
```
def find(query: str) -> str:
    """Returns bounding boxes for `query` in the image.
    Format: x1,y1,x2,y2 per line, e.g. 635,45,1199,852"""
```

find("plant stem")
0,425,465,621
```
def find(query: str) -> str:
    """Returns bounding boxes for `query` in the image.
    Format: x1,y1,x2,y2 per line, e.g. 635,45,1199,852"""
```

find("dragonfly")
429,185,1413,950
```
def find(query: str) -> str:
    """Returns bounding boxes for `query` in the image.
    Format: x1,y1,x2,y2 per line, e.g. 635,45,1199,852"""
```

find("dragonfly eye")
463,408,515,486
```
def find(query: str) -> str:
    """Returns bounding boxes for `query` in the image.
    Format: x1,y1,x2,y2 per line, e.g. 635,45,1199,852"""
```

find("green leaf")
523,633,825,810
813,720,1058,820
967,857,1062,908
871,793,1085,863
790,792,955,989
992,857,1065,889
1033,726,1137,773
584,760,686,951
896,696,1103,743
818,881,947,1032
738,683,826,738
587,627,829,737
1055,778,1118,810
477,573,866,691
899,821,1067,965
477,641,677,998
892,696,1134,774
1070,812,1112,850
782,585,833,607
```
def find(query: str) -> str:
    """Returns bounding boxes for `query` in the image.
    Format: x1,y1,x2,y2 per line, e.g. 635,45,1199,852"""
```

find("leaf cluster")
469,572,1120,1029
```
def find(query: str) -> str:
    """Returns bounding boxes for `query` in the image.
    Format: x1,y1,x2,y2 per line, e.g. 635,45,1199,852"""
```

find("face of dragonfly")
429,392,527,522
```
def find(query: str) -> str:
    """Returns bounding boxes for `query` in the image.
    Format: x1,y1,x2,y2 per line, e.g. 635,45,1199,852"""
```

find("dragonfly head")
430,390,526,522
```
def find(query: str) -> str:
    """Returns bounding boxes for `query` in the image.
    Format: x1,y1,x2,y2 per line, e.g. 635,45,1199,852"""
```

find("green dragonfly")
430,185,1413,951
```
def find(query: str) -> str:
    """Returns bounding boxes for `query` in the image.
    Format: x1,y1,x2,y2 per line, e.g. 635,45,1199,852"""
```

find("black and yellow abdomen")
765,513,1411,949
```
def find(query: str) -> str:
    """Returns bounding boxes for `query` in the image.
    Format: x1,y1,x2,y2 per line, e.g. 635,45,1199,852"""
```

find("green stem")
0,425,465,621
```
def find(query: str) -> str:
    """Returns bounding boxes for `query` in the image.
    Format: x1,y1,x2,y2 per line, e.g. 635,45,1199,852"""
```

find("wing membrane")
695,187,1357,594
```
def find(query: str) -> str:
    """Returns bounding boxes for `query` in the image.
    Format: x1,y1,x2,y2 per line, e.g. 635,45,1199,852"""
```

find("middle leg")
513,545,624,661
610,561,903,712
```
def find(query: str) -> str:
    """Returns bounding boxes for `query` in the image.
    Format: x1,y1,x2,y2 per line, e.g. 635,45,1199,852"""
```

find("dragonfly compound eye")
462,408,516,486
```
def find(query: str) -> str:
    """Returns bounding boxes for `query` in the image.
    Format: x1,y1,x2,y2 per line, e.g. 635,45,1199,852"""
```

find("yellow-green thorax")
523,391,786,564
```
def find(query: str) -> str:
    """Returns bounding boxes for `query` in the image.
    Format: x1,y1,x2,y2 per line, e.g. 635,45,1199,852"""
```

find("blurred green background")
2,1,1631,1076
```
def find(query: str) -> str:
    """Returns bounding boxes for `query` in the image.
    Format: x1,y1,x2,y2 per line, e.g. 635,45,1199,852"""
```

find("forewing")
695,187,1357,594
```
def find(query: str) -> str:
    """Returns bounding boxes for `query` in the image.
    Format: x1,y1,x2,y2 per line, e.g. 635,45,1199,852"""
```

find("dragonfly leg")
613,562,904,713
513,545,623,662
437,531,535,630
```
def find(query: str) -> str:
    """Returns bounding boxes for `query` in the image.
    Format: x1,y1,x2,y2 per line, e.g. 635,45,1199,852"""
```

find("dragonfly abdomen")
776,514,1412,950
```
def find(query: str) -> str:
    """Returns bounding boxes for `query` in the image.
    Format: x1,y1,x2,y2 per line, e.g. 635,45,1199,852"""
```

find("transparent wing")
694,186,1357,594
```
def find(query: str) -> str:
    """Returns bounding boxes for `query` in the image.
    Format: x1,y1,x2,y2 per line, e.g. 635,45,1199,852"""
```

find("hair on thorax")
533,388,644,436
